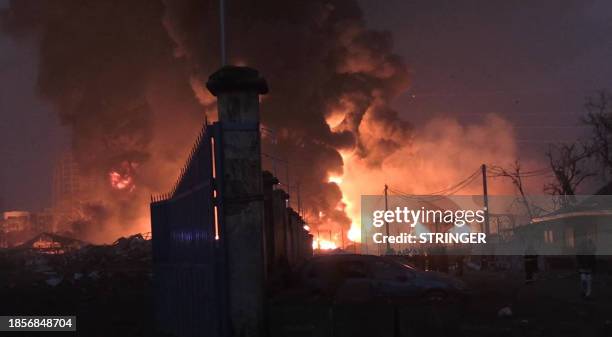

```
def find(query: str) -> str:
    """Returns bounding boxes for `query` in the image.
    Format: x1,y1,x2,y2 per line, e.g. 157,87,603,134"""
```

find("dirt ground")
269,268,612,337
460,269,612,337
0,269,158,337
0,259,611,336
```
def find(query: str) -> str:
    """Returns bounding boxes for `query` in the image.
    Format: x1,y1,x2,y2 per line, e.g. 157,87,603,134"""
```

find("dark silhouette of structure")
151,66,311,337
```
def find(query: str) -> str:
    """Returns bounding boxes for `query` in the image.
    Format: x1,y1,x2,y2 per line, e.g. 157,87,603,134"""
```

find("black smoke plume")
2,0,410,241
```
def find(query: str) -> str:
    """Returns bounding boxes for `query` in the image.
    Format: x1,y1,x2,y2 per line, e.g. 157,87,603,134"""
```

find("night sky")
2,0,612,211
0,0,68,211
361,0,612,144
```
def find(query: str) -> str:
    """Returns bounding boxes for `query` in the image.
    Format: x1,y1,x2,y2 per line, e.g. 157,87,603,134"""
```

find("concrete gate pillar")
207,66,268,337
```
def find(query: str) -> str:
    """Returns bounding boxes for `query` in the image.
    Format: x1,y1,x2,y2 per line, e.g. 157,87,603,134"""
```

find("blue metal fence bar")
151,122,227,337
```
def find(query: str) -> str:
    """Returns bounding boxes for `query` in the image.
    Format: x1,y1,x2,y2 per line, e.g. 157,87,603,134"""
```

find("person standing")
576,239,597,299
524,244,538,284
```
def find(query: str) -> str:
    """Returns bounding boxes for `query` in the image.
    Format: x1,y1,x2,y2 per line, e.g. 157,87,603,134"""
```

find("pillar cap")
206,66,268,96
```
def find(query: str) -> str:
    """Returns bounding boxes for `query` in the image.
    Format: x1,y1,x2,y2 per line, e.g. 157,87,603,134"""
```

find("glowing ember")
109,161,137,192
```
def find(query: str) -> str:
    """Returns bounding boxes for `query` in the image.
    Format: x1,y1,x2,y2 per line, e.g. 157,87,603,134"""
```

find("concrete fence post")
207,66,268,337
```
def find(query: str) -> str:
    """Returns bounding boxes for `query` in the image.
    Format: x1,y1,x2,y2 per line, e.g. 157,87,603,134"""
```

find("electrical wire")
387,168,481,202
487,165,551,178
388,168,480,197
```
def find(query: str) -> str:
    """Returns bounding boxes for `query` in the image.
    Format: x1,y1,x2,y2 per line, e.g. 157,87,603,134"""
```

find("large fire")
315,109,520,250
304,166,362,251
328,167,361,244
4,0,530,251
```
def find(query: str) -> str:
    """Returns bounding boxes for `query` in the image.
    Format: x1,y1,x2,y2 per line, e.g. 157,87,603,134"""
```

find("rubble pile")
0,233,155,336
0,233,152,289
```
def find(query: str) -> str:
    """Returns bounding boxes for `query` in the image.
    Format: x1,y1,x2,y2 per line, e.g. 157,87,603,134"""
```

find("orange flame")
312,237,338,250
109,161,137,192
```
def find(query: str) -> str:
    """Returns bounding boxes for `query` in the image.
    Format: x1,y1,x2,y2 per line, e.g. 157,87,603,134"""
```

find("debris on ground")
0,232,152,288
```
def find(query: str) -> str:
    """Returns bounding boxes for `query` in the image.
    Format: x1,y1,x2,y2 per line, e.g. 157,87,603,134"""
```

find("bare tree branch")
583,90,612,177
490,160,534,220
543,142,594,207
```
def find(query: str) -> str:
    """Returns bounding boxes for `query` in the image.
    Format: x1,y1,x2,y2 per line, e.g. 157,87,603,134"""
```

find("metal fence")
151,121,313,337
151,123,227,337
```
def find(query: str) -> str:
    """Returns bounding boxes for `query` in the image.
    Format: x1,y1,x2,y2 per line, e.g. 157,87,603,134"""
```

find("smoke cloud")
2,0,206,242
339,114,520,240
2,0,520,243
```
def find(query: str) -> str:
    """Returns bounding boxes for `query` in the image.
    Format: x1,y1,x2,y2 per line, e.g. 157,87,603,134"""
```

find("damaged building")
0,210,54,248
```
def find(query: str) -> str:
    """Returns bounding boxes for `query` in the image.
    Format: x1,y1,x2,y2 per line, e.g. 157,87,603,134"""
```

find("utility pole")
286,164,291,208
364,228,369,254
481,164,490,235
296,182,301,216
384,184,391,254
481,164,490,271
219,0,227,66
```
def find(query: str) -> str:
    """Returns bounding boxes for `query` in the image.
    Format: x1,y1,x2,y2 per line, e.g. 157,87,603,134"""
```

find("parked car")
297,254,468,304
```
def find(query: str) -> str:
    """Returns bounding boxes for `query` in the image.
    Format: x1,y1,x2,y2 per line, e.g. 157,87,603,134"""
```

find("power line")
387,168,481,201
389,168,480,196
487,166,551,178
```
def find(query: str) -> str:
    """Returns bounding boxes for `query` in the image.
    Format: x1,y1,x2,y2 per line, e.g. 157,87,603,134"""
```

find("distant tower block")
207,66,268,337
52,152,87,232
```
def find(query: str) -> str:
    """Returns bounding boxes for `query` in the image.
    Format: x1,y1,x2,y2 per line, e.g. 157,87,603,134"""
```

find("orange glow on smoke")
325,109,347,130
323,110,520,245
